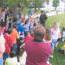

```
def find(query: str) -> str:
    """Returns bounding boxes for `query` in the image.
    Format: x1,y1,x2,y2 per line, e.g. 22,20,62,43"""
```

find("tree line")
0,0,60,11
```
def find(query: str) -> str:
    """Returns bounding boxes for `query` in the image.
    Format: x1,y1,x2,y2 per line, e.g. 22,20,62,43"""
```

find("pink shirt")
24,36,52,65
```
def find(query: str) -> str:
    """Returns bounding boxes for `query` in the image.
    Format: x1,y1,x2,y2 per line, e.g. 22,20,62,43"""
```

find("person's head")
1,8,5,12
13,16,17,22
6,29,12,34
21,15,26,23
0,21,6,33
52,22,58,29
13,25,17,29
33,24,46,41
41,10,45,14
25,19,29,24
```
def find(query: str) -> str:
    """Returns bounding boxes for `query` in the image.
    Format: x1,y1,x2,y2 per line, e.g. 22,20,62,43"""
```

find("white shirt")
51,28,59,40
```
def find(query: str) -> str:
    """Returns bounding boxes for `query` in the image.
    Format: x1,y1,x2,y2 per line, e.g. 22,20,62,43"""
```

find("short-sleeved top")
24,36,52,65
10,28,19,44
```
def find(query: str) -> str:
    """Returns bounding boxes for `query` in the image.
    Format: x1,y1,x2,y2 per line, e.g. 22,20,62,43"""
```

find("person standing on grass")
0,22,5,65
50,22,61,51
10,25,19,44
4,29,14,61
23,25,52,65
39,11,47,26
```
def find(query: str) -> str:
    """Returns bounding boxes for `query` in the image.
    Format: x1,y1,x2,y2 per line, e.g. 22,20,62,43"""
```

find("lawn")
46,13,65,65
50,43,65,65
46,13,65,28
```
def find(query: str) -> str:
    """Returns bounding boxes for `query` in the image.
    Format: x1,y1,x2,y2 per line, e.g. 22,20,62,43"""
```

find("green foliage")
53,0,59,9
34,0,42,8
5,0,29,7
0,0,5,7
6,0,18,7
4,0,43,8
45,0,49,4
30,0,43,12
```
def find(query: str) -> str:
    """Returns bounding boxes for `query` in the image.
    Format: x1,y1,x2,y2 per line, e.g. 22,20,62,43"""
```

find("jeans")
51,39,58,49
3,53,9,60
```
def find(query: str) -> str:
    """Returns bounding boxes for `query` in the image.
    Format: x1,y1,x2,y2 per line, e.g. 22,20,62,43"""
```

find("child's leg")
3,53,10,60
51,40,55,50
52,39,58,48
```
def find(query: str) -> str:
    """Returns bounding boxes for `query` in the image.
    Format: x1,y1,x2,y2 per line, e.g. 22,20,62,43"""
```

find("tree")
45,0,49,5
53,0,59,10
0,0,5,7
30,0,43,12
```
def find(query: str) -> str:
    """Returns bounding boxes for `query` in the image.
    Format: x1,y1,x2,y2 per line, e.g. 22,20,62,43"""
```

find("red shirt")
24,36,52,65
4,34,13,54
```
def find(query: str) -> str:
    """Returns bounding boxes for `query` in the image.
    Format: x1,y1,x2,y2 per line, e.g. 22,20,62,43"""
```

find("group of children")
0,7,65,65
0,7,41,65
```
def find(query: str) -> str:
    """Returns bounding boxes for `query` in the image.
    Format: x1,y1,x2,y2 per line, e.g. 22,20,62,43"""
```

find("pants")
0,58,3,65
3,53,9,60
51,39,58,49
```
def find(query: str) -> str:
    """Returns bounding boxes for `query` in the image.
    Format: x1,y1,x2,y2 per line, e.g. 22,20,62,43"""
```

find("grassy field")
46,13,65,65
46,13,65,28
50,43,65,65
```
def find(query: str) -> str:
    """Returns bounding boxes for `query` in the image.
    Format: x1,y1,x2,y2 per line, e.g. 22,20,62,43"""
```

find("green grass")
50,42,65,65
51,49,65,65
46,13,65,28
46,13,65,65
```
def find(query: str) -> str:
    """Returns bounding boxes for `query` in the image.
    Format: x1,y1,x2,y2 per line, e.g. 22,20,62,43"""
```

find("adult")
40,11,47,26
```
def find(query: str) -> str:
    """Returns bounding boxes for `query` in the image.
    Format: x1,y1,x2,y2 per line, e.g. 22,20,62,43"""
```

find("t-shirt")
17,22,24,33
10,28,19,44
4,34,13,54
50,28,59,40
24,36,52,65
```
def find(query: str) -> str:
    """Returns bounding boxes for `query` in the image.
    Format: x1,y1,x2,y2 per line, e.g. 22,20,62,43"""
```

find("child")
50,22,61,50
0,22,6,65
4,29,13,60
24,25,52,65
10,25,19,44
0,34,5,65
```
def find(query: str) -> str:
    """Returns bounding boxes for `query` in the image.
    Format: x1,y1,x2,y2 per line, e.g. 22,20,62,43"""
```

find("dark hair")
13,25,17,28
6,29,12,34
13,16,17,22
34,32,44,39
41,10,44,13
25,19,29,24
0,20,6,27
10,52,16,57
